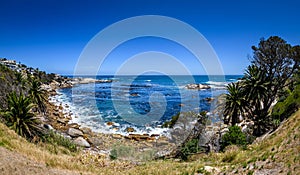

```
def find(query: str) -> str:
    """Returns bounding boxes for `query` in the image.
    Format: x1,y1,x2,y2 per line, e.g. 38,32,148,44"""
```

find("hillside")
0,109,299,174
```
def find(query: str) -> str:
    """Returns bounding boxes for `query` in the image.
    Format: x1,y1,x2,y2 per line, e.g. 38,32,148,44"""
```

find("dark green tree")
251,36,299,117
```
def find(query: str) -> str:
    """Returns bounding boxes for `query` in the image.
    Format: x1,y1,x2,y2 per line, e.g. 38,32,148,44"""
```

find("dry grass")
0,122,95,174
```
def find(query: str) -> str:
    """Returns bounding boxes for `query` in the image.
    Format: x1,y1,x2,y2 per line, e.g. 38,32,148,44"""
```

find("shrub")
179,138,203,160
221,125,247,151
109,145,135,160
109,148,118,160
43,131,77,152
272,84,300,122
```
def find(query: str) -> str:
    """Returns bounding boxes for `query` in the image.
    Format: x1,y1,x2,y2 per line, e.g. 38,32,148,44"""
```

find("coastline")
43,76,176,159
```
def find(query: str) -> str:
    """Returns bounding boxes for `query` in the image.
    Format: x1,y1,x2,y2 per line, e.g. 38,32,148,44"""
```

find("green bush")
179,138,203,160
272,84,300,122
109,148,118,160
221,125,247,151
109,145,135,160
43,131,77,152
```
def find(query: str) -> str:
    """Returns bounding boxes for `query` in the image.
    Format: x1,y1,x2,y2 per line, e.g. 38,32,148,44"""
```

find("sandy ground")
0,147,82,175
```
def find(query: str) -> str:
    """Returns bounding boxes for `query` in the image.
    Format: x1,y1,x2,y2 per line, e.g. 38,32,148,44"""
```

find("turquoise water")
54,75,241,134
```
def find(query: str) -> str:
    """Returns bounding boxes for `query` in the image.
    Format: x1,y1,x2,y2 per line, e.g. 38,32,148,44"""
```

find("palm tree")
224,82,248,125
4,92,44,140
28,78,48,113
242,65,269,110
242,65,271,135
14,72,27,92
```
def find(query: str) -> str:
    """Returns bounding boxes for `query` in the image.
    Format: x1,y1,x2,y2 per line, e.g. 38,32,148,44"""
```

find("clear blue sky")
0,0,299,75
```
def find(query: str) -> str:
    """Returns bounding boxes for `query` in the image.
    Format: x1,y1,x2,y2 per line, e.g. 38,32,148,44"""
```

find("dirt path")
0,147,83,175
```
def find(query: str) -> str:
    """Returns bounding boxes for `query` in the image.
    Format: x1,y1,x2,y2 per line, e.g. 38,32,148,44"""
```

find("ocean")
51,75,241,135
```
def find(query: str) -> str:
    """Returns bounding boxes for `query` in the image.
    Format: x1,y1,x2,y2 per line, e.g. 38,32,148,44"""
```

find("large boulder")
86,136,102,146
67,128,83,137
73,137,90,148
80,127,93,135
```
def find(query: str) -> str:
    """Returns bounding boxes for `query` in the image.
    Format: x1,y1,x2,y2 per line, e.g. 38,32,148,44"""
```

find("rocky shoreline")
42,76,177,160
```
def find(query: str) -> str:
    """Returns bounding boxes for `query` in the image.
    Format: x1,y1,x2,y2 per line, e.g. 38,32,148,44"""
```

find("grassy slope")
1,110,300,175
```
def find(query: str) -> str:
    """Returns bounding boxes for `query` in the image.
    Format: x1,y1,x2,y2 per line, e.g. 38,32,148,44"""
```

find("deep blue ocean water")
53,75,241,134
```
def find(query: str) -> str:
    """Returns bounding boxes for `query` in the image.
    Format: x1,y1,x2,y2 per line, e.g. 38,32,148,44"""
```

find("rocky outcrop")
67,128,84,137
73,137,91,148
186,84,211,90
163,113,208,158
198,122,228,152
124,134,158,142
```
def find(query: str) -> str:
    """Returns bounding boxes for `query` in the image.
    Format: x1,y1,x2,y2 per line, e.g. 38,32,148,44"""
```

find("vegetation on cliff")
223,36,299,137
0,60,76,151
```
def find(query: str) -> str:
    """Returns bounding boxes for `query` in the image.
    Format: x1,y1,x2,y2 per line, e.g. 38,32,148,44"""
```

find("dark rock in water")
130,93,139,97
205,97,214,103
125,127,135,133
67,128,83,137
106,121,114,126
73,137,90,148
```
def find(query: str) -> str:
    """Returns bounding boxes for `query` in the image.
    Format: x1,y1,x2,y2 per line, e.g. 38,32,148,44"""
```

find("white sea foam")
206,81,227,86
206,81,229,89
50,90,171,136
